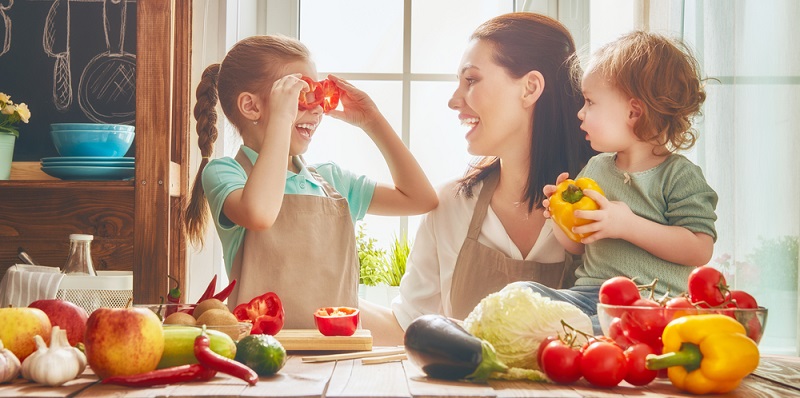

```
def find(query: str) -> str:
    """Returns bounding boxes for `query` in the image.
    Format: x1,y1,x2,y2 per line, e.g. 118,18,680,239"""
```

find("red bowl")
597,303,768,353
313,307,359,336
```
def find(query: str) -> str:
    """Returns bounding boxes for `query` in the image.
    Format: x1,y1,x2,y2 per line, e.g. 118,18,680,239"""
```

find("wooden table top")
2,353,798,398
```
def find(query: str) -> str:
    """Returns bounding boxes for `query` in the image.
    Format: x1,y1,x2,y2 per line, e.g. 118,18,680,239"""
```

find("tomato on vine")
623,343,658,386
539,338,583,384
581,340,627,388
687,266,729,307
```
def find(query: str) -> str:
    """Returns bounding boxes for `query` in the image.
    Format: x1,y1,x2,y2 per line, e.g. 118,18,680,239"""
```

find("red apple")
0,307,52,361
84,306,165,379
28,299,89,346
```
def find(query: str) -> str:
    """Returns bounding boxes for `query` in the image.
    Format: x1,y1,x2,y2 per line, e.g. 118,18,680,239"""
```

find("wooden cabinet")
0,0,192,305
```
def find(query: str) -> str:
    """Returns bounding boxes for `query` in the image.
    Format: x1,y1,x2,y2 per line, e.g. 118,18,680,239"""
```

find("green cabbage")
463,284,593,370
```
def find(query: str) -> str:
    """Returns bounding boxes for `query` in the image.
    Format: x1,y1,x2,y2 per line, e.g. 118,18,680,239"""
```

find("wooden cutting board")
274,329,373,351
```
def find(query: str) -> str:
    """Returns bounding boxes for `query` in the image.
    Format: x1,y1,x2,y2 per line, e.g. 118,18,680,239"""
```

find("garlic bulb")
0,339,21,383
21,326,87,387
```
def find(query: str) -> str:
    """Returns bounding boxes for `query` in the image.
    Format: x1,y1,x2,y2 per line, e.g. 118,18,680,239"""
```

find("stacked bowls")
42,123,135,180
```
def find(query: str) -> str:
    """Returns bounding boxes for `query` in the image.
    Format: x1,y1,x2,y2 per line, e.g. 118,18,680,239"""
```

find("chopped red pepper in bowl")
314,306,359,336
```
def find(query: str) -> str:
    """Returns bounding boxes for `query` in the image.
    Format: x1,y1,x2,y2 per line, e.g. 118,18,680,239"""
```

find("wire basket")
56,271,133,314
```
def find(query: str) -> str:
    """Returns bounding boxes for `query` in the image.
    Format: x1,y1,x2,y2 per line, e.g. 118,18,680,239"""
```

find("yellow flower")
0,92,10,106
16,103,30,123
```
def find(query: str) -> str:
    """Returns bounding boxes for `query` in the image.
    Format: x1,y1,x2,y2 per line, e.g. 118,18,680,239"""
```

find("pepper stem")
646,342,703,372
561,184,584,204
466,340,509,382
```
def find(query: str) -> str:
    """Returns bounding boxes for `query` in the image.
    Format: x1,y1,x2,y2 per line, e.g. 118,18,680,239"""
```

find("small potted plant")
0,92,32,180
356,223,411,307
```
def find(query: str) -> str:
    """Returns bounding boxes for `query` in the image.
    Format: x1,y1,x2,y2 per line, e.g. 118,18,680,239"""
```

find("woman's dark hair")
183,36,310,246
457,12,595,211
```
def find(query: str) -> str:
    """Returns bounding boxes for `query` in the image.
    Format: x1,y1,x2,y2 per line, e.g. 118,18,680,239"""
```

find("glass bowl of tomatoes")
597,302,768,353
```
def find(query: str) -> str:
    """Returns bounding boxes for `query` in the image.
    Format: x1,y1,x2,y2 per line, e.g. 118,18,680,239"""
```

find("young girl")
536,31,718,327
184,35,438,329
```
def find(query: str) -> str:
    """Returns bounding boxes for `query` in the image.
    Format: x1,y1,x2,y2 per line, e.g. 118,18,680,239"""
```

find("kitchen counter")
1,354,798,397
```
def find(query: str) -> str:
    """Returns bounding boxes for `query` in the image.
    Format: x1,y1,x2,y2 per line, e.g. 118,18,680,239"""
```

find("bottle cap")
69,234,94,241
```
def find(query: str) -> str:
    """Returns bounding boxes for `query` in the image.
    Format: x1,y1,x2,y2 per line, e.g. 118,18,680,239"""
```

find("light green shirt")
202,145,376,275
574,153,718,296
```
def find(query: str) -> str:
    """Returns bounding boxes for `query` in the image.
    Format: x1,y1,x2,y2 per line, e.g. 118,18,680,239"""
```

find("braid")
183,64,221,247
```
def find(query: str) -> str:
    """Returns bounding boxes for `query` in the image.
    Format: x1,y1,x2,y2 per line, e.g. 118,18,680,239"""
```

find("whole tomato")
687,266,729,307
620,299,666,353
664,296,698,320
623,343,658,386
607,317,634,349
599,276,641,306
729,290,758,309
581,341,627,388
536,335,560,370
540,339,583,384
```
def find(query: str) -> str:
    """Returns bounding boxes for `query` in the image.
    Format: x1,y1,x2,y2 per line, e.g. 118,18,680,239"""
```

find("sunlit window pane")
411,0,513,74
589,0,635,53
299,0,403,73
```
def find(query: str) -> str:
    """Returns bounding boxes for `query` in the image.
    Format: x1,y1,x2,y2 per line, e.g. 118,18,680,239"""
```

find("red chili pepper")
194,326,258,386
212,279,237,302
197,274,218,303
101,364,217,387
165,275,182,317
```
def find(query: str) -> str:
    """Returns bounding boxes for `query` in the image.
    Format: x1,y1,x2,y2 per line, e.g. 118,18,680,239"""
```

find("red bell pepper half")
313,306,359,337
297,76,340,114
233,292,285,336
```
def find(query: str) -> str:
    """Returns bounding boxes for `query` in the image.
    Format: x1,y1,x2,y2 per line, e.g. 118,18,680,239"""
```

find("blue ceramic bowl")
51,129,135,157
50,123,135,132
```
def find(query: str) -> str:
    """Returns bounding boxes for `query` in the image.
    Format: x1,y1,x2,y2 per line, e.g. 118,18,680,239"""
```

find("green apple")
0,307,52,361
84,306,165,379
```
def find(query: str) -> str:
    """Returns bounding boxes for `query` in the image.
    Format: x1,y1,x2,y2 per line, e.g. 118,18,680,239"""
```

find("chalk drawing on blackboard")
77,0,135,124
43,0,72,111
0,0,12,57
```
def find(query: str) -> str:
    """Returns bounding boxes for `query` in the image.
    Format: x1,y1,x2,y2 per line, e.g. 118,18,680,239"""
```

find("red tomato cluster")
598,266,763,354
537,333,657,388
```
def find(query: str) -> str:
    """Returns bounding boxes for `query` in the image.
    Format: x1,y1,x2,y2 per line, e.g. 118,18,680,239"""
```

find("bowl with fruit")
135,299,252,342
596,268,767,354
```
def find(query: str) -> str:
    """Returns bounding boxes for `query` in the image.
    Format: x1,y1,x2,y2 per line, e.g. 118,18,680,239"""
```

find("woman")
360,12,595,344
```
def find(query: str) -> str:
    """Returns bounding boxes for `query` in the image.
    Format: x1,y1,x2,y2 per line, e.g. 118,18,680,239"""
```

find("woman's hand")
324,74,381,131
542,172,570,219
268,73,308,126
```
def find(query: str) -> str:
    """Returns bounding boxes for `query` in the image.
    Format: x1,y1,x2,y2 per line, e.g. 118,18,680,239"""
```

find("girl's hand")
268,73,308,125
571,189,635,243
324,74,381,130
542,172,570,219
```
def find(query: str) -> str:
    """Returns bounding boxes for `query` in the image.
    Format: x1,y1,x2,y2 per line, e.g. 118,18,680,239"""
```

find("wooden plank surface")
1,355,798,397
275,329,373,352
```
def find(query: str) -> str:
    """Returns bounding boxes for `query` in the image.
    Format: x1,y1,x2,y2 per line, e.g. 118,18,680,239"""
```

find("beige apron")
449,170,579,319
226,150,359,329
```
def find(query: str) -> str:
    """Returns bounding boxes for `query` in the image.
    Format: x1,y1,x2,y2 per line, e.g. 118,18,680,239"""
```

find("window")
299,0,514,248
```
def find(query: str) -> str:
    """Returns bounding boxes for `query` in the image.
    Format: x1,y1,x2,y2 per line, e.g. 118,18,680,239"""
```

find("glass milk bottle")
62,234,97,276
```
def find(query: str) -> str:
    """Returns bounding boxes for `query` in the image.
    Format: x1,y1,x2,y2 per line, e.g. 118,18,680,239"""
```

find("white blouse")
391,179,567,329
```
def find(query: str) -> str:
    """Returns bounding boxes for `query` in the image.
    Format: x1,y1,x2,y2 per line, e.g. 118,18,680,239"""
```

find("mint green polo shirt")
202,145,377,275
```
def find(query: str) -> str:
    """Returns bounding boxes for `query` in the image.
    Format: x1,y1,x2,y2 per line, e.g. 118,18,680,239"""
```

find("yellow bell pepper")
646,314,760,395
548,178,604,242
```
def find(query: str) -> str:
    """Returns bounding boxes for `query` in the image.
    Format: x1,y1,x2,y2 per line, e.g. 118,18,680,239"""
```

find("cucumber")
158,326,237,369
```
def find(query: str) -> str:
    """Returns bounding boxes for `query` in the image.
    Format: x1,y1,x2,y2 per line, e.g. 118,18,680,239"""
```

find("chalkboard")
0,0,137,161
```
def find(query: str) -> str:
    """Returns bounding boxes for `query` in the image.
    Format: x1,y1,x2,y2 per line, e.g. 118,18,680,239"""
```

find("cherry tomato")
580,334,615,353
664,296,697,320
599,276,641,306
744,315,763,342
687,266,729,307
729,290,758,309
540,340,583,384
607,317,634,349
620,299,666,353
536,335,560,370
581,341,627,388
623,343,658,386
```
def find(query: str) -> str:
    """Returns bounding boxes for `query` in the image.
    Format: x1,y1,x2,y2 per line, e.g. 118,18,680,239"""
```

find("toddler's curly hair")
587,31,706,151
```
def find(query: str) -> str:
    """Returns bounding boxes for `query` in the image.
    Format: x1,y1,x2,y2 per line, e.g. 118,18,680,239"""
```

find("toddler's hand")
571,189,634,243
269,73,307,125
323,74,380,130
542,172,570,219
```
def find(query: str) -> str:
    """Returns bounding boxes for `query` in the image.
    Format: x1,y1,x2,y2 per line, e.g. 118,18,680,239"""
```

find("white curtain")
645,0,799,355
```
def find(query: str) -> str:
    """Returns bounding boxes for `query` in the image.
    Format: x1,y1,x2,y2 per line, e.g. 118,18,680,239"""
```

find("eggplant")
404,314,507,382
